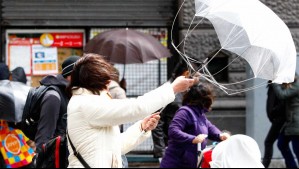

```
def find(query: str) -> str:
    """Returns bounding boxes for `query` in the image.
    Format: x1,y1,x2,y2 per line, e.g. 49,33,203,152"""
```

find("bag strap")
67,133,91,168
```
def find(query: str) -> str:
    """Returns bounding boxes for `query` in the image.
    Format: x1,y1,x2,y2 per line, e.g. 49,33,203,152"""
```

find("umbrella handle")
123,64,126,79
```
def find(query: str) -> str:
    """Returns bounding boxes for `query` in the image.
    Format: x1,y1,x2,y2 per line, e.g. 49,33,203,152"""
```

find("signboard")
6,29,85,76
40,33,83,48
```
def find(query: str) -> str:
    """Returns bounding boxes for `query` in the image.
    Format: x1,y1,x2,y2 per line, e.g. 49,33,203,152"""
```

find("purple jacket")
160,106,221,168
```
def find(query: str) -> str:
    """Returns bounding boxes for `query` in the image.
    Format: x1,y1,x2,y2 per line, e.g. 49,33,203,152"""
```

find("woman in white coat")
66,53,195,168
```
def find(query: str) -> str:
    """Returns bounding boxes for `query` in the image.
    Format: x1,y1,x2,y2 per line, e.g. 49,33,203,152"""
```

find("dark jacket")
266,84,286,123
272,80,299,136
160,106,221,168
35,74,69,151
152,93,183,158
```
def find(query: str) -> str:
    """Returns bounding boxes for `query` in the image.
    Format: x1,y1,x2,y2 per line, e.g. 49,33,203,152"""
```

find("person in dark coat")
11,67,27,84
262,82,286,168
35,56,80,151
0,63,10,80
272,75,299,168
0,63,35,168
151,63,189,159
160,83,230,168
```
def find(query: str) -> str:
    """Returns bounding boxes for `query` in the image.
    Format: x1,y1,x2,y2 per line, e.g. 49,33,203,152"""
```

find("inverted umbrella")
84,29,172,64
194,0,296,84
0,80,30,122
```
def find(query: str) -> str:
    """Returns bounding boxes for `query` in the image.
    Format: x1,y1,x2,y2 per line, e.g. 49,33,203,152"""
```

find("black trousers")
262,121,284,168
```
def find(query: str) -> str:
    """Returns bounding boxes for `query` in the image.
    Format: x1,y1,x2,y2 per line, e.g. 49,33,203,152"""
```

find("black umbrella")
84,28,172,85
84,29,172,64
0,80,30,122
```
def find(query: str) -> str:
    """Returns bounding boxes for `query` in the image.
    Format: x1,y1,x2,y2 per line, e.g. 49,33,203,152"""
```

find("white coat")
67,83,175,168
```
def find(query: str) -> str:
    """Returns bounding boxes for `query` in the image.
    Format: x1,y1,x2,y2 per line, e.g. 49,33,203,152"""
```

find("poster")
8,45,31,75
32,45,58,75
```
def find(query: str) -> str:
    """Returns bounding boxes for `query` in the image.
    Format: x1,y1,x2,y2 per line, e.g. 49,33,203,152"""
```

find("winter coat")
272,80,299,136
67,83,175,168
266,84,286,123
160,106,221,168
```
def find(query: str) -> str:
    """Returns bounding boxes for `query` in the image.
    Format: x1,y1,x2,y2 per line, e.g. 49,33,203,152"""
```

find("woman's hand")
171,76,195,94
192,134,208,144
141,112,161,132
220,132,231,141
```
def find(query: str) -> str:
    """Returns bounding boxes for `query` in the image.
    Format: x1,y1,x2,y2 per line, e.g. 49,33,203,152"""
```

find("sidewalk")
127,154,159,168
127,155,288,168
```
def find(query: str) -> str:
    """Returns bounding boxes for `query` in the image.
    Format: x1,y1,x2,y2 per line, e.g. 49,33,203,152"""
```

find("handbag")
67,133,91,168
0,120,35,168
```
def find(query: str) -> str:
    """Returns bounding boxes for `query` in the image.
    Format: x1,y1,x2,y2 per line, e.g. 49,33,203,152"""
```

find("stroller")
197,143,218,168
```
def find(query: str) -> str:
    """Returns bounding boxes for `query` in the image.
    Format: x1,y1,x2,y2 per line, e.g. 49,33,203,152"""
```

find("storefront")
0,0,177,154
1,0,177,88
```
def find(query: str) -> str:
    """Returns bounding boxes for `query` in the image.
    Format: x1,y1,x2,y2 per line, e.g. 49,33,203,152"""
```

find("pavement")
127,155,289,168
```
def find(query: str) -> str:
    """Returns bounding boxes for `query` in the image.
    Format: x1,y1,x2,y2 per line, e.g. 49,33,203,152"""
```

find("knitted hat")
62,56,81,78
0,63,10,80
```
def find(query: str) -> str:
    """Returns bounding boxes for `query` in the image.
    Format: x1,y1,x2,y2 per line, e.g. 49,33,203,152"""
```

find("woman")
66,53,194,168
210,134,264,168
160,83,229,168
272,75,299,168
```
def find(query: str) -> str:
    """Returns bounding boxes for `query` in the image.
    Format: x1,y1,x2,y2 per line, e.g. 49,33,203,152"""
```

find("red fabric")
201,150,213,168
55,136,61,168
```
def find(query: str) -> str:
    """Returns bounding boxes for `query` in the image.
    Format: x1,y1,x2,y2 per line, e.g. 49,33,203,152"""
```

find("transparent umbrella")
173,0,297,95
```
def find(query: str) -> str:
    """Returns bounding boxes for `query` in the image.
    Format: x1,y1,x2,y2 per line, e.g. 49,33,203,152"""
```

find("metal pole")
158,60,161,85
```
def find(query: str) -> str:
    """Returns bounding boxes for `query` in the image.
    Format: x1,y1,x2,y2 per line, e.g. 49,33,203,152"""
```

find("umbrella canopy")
0,80,30,122
195,0,296,84
84,29,172,64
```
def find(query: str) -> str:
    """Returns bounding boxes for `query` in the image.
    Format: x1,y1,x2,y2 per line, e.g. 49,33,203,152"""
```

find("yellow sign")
4,134,21,155
40,33,54,47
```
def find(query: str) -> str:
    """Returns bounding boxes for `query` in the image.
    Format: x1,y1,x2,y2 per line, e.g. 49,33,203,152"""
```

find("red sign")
8,37,40,45
40,33,84,47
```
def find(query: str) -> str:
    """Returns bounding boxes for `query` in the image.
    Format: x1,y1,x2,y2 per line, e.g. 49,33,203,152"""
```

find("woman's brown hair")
182,83,215,111
67,53,117,96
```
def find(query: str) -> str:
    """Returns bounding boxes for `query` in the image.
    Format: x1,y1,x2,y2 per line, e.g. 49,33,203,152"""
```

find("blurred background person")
109,67,126,100
272,75,299,168
262,82,286,168
11,67,27,85
108,66,128,168
151,63,190,161
0,63,35,168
